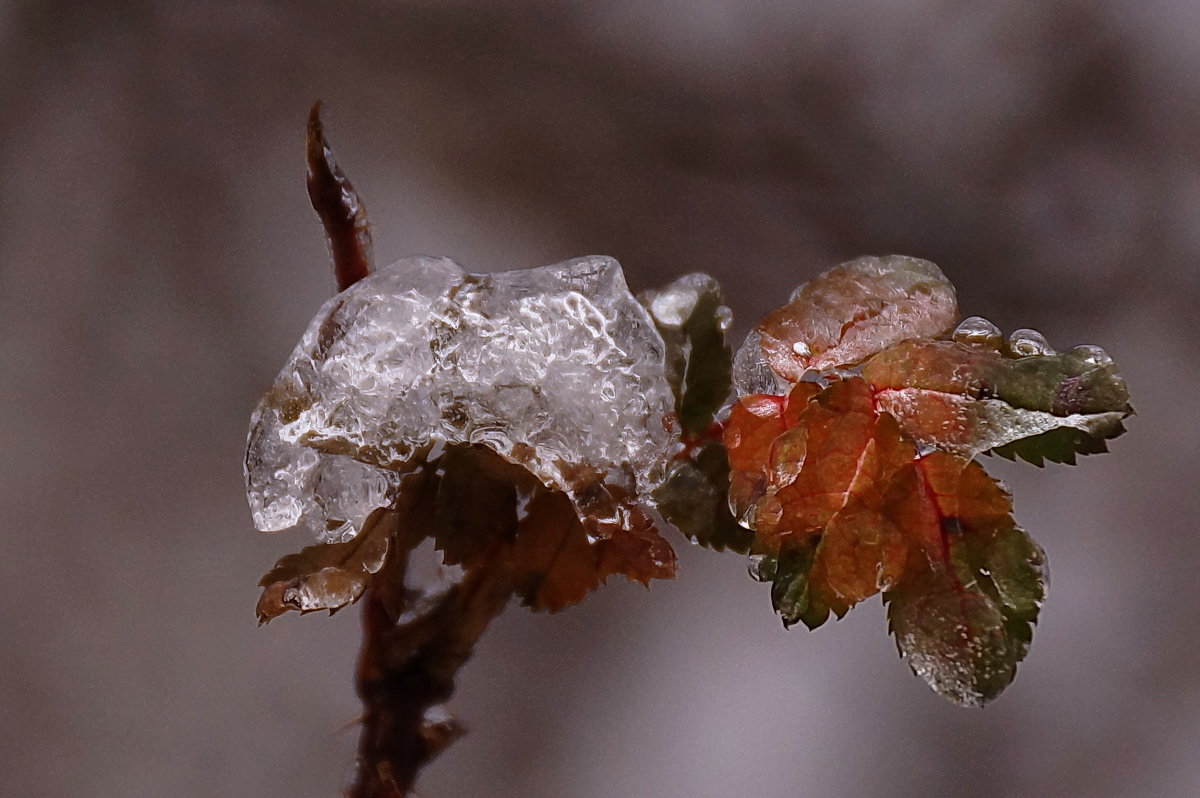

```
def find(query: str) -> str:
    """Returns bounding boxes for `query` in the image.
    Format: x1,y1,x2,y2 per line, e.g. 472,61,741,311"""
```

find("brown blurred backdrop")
2,1,1196,796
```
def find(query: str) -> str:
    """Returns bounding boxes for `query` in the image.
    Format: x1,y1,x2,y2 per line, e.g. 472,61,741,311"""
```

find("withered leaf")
595,502,678,587
508,487,605,611
256,506,399,623
428,444,677,613
430,444,533,570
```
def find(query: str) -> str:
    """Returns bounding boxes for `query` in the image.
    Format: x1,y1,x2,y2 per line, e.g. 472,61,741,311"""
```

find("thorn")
306,102,374,291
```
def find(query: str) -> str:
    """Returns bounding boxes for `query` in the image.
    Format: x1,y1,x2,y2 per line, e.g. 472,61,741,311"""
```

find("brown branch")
350,472,514,798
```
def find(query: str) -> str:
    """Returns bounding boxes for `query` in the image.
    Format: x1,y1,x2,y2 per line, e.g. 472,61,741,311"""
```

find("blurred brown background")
1,1,1195,796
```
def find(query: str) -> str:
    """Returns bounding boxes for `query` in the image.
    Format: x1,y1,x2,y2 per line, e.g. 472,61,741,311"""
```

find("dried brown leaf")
256,506,399,623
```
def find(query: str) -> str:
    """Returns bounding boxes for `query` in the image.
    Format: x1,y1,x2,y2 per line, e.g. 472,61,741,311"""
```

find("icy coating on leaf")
721,256,1116,705
862,337,1131,462
733,255,959,391
245,255,676,542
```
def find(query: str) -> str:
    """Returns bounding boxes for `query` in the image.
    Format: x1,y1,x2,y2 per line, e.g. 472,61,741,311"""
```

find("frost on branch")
728,255,1130,705
246,253,683,795
246,107,702,797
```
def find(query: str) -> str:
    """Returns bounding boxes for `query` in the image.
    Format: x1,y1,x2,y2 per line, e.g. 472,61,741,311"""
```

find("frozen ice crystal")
245,255,676,542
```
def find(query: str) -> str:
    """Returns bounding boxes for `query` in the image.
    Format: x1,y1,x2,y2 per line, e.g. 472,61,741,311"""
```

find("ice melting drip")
246,255,676,542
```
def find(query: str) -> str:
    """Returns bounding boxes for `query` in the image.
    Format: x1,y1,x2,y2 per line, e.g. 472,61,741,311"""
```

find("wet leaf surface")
863,339,1131,461
724,256,1124,705
654,441,755,553
730,377,1048,700
750,255,958,381
884,452,1046,707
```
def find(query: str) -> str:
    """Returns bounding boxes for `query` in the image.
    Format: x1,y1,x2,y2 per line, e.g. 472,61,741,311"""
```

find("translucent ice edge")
245,254,677,543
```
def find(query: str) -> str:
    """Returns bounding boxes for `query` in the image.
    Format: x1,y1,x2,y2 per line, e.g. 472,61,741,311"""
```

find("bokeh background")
2,1,1196,796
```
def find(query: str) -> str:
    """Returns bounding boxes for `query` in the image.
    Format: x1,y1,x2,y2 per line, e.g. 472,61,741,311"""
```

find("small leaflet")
741,255,959,386
884,452,1046,707
256,506,398,623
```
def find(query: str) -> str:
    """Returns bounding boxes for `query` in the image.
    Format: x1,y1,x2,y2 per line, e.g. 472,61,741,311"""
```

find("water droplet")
1006,328,1054,358
952,316,1002,349
1069,344,1113,367
748,554,773,582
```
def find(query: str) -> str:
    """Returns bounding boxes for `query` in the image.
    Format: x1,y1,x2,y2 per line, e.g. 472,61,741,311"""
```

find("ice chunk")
245,255,676,542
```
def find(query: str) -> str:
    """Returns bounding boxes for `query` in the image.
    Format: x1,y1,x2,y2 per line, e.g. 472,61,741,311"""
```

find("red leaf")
751,255,958,381
748,378,916,623
884,451,1045,706
733,377,1045,704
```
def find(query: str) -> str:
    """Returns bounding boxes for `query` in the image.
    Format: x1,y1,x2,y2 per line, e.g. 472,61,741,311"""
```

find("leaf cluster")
724,256,1130,705
249,111,1133,796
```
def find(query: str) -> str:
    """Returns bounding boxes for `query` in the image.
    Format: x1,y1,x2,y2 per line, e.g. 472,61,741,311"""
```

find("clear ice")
245,255,676,543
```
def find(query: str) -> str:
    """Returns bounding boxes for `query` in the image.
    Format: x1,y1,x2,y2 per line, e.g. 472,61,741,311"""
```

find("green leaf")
990,420,1125,466
640,273,733,436
884,452,1046,706
654,441,755,553
751,548,831,630
862,339,1131,415
863,339,1131,461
